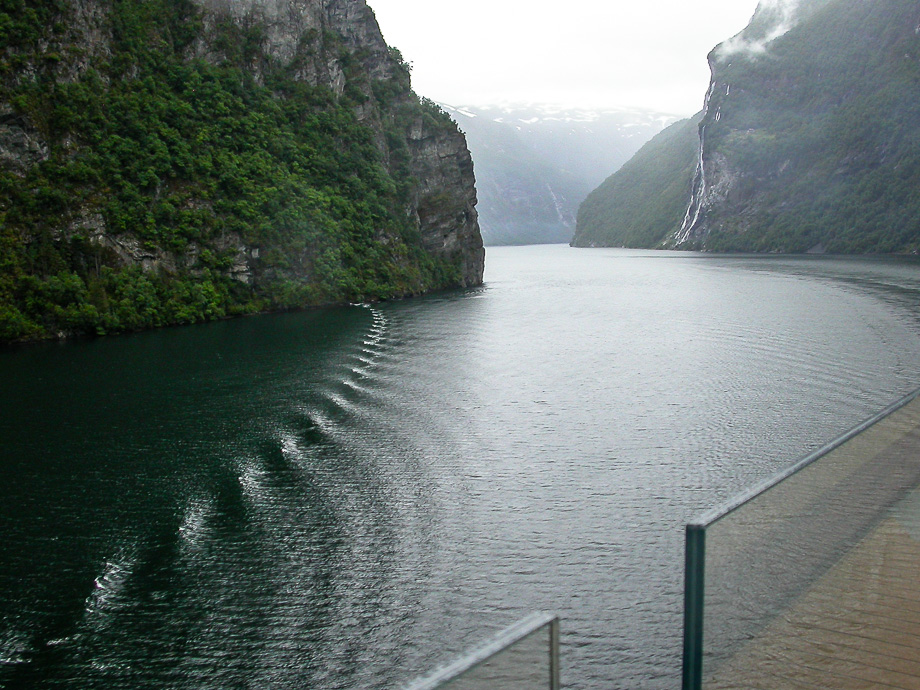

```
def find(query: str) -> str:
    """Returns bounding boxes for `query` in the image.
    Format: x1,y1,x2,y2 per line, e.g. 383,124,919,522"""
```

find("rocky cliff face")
673,0,826,247
668,0,920,253
408,118,483,284
0,0,482,340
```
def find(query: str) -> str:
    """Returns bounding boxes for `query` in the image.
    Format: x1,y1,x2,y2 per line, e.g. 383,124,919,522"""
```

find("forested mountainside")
574,0,920,254
571,114,701,248
0,0,483,342
444,104,674,246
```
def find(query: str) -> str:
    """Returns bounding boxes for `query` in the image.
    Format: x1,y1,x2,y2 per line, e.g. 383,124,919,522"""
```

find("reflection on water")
1,246,920,689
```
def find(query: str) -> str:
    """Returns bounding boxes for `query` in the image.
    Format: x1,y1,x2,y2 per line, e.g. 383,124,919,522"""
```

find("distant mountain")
575,0,920,254
572,114,702,248
443,105,675,246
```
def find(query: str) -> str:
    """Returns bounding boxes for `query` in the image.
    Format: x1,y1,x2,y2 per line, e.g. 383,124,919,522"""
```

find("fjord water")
3,245,920,690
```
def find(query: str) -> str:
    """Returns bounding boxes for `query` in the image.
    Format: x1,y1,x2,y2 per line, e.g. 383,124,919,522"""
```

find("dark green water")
2,246,920,689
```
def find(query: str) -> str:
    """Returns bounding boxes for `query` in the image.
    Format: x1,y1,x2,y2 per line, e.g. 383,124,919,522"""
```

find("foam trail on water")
237,457,270,504
349,365,372,379
84,549,137,620
178,496,214,551
342,378,370,395
327,391,359,415
0,627,30,666
303,407,337,439
338,306,393,389
278,430,301,459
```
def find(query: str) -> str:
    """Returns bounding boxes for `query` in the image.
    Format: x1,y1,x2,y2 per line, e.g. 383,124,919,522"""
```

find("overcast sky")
367,0,762,115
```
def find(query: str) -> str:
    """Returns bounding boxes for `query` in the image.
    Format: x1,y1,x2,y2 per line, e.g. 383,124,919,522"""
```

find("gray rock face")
409,118,484,286
668,0,842,250
192,0,393,91
672,80,733,247
0,122,48,172
191,0,482,286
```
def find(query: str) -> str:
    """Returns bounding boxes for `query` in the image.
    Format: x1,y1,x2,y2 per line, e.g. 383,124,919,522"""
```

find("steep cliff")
673,0,920,252
0,0,483,341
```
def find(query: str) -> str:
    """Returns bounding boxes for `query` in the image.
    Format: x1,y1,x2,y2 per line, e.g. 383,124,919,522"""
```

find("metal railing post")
550,616,561,690
682,523,706,690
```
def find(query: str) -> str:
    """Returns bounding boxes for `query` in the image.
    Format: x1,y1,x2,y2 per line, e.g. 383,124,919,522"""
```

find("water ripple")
3,249,920,689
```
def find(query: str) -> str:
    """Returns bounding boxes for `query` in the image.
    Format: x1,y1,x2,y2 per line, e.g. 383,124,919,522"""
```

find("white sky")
367,0,762,116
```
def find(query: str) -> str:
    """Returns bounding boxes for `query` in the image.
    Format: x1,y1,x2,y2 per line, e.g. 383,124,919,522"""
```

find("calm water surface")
3,246,920,689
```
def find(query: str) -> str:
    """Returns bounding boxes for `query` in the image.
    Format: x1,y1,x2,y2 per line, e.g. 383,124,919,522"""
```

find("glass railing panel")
404,613,560,690
682,388,920,690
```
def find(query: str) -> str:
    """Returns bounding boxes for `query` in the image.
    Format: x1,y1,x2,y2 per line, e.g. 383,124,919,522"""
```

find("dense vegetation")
571,114,701,248
574,0,920,254
0,0,466,341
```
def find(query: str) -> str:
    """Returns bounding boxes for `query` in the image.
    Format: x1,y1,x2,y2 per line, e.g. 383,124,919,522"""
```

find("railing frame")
680,385,920,690
404,612,560,690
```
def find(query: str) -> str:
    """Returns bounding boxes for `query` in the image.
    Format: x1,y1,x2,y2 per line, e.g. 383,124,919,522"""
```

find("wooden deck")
706,489,920,690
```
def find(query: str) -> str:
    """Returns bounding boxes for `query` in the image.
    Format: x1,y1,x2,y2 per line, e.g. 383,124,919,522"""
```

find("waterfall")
675,81,717,245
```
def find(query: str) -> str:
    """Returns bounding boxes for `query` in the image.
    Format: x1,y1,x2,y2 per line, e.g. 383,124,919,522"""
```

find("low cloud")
714,0,802,60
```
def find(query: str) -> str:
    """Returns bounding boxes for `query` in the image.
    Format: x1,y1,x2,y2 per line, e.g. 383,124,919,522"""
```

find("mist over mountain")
575,0,920,254
443,104,675,246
